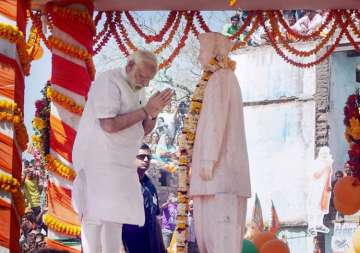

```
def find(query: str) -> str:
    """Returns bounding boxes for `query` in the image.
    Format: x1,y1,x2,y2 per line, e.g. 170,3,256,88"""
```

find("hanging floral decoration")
260,10,353,68
344,91,360,180
43,213,81,236
31,81,51,156
46,86,84,116
88,9,360,70
176,56,236,252
0,100,28,151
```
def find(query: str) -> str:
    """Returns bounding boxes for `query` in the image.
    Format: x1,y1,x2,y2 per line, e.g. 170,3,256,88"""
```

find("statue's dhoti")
193,193,247,253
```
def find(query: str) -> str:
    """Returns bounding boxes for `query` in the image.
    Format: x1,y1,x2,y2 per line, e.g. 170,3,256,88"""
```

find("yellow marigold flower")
349,117,360,140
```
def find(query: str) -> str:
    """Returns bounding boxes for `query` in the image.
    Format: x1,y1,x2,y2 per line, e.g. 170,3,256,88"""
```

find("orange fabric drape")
0,132,13,174
0,0,16,21
0,132,22,179
0,53,25,108
46,238,81,253
0,198,11,249
47,182,80,226
50,114,76,163
0,65,15,99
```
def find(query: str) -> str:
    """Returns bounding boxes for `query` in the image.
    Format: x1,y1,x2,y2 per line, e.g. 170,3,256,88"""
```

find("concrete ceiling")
31,0,360,11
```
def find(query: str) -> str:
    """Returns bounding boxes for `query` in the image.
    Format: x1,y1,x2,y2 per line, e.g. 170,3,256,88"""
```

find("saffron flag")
251,193,264,232
269,200,281,234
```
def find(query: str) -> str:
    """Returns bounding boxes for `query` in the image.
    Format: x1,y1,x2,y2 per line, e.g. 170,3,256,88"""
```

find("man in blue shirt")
122,144,165,253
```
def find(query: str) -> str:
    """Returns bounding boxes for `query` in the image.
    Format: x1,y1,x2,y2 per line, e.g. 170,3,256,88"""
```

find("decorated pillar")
0,0,28,252
40,1,95,251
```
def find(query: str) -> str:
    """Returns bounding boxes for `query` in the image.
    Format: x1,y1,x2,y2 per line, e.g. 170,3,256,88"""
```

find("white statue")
189,32,251,253
307,146,333,235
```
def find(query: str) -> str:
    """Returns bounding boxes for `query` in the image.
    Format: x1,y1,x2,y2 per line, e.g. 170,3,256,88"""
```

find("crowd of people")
223,10,327,46
20,156,48,252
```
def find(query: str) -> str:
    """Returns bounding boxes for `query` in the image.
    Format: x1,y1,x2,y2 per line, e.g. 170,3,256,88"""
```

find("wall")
233,44,317,224
328,51,360,172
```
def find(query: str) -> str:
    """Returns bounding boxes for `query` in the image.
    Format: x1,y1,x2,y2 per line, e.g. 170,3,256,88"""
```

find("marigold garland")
30,11,51,49
26,25,41,61
124,11,177,43
0,100,28,151
0,172,21,193
154,12,182,55
0,23,31,74
275,10,335,41
46,2,96,34
194,11,211,33
232,13,261,51
45,154,76,181
344,92,360,180
269,11,338,57
94,11,103,26
348,11,360,39
114,11,137,52
43,213,81,236
176,57,236,252
46,86,83,116
261,11,348,68
0,172,25,216
109,14,129,57
47,35,95,80
159,12,194,70
0,100,22,115
228,11,255,40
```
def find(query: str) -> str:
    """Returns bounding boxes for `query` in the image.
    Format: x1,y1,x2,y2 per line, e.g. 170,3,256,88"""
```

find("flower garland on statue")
46,86,84,116
43,213,81,236
0,23,31,74
176,56,236,253
45,154,76,181
344,91,360,180
0,100,29,151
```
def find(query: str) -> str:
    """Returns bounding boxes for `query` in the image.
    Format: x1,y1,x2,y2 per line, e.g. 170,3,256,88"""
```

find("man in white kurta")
72,50,173,253
189,33,251,253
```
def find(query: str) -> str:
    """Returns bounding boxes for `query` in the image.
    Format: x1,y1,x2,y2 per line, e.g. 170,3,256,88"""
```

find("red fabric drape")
0,199,11,249
51,12,94,53
50,114,76,163
51,54,91,98
0,64,15,99
16,0,26,34
0,132,21,180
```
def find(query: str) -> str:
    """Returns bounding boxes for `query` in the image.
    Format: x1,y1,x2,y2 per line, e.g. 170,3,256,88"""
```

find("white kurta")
72,68,145,226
